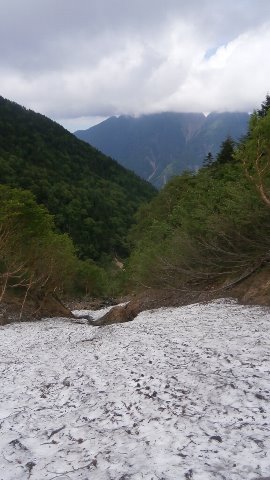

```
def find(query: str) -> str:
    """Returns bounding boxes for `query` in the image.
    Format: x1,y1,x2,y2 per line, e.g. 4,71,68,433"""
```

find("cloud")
0,0,270,128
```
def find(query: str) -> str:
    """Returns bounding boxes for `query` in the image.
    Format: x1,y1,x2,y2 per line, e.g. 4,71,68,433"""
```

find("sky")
0,0,270,131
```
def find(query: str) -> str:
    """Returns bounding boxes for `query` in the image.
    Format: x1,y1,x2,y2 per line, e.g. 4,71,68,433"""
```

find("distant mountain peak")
75,111,249,188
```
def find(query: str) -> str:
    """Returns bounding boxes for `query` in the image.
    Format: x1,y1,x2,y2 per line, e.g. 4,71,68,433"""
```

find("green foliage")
75,111,249,188
71,259,108,297
257,93,270,118
202,152,215,168
127,108,270,292
215,137,235,165
0,186,76,301
0,186,114,309
0,96,156,260
235,105,270,208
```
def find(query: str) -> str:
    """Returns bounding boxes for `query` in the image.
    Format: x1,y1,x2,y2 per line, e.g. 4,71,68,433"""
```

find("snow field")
0,299,270,480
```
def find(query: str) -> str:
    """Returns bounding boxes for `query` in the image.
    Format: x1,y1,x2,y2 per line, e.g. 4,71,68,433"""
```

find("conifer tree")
215,137,235,165
257,94,270,117
202,152,215,168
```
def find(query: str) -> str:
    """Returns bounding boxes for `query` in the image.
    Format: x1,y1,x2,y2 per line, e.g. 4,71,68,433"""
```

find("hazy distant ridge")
75,111,249,187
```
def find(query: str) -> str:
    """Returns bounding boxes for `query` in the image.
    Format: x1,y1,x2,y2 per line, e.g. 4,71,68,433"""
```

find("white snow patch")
73,302,128,321
0,299,270,479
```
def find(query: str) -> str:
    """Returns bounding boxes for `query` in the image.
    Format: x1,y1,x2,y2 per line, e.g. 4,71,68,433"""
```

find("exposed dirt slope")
0,292,73,325
2,266,269,326
92,266,270,326
229,266,270,306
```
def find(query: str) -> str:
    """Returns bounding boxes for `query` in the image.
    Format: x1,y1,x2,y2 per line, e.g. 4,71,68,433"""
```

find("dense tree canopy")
0,185,114,310
0,96,156,260
0,186,75,308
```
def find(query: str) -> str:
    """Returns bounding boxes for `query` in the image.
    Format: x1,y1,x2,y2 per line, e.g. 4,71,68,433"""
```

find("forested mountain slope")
75,111,249,187
127,101,270,300
0,97,156,260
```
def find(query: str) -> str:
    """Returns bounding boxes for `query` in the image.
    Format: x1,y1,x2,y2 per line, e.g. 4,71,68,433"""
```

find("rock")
74,313,94,322
209,435,223,443
25,461,36,474
89,287,201,327
255,393,267,400
93,303,139,326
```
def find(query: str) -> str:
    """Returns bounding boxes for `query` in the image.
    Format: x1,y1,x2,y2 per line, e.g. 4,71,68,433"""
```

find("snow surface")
0,299,270,480
73,302,128,322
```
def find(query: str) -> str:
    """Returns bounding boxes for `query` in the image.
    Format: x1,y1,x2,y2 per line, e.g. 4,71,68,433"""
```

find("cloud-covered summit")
0,0,269,129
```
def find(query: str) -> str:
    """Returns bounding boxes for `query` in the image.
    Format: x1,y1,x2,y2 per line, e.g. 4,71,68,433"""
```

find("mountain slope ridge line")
75,111,249,187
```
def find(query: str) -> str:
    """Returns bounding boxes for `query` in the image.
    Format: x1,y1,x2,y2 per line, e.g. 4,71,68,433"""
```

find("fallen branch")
48,425,65,439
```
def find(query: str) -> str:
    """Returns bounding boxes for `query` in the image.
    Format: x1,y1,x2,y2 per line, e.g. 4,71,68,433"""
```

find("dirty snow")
73,302,129,322
0,299,270,480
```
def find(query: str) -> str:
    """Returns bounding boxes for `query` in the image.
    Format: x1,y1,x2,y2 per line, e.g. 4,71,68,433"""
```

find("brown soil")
89,288,204,326
2,266,270,327
90,266,270,327
65,298,117,311
228,266,270,306
0,291,73,326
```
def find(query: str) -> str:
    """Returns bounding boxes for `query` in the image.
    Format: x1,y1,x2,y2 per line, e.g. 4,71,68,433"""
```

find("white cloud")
0,0,270,129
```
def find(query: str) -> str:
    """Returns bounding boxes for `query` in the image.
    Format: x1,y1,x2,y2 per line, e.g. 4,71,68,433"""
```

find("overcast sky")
0,0,270,131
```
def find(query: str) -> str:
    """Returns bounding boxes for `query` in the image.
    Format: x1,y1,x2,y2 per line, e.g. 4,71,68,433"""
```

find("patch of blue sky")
204,45,222,60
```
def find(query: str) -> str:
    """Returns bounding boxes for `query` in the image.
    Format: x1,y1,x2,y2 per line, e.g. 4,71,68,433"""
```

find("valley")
75,112,249,187
1,2,270,479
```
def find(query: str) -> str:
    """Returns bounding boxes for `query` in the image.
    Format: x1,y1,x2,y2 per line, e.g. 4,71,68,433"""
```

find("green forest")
0,96,156,261
1,95,270,314
0,96,156,311
127,96,270,295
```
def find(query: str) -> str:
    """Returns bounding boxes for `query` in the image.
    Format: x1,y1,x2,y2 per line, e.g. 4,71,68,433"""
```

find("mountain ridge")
75,111,249,187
